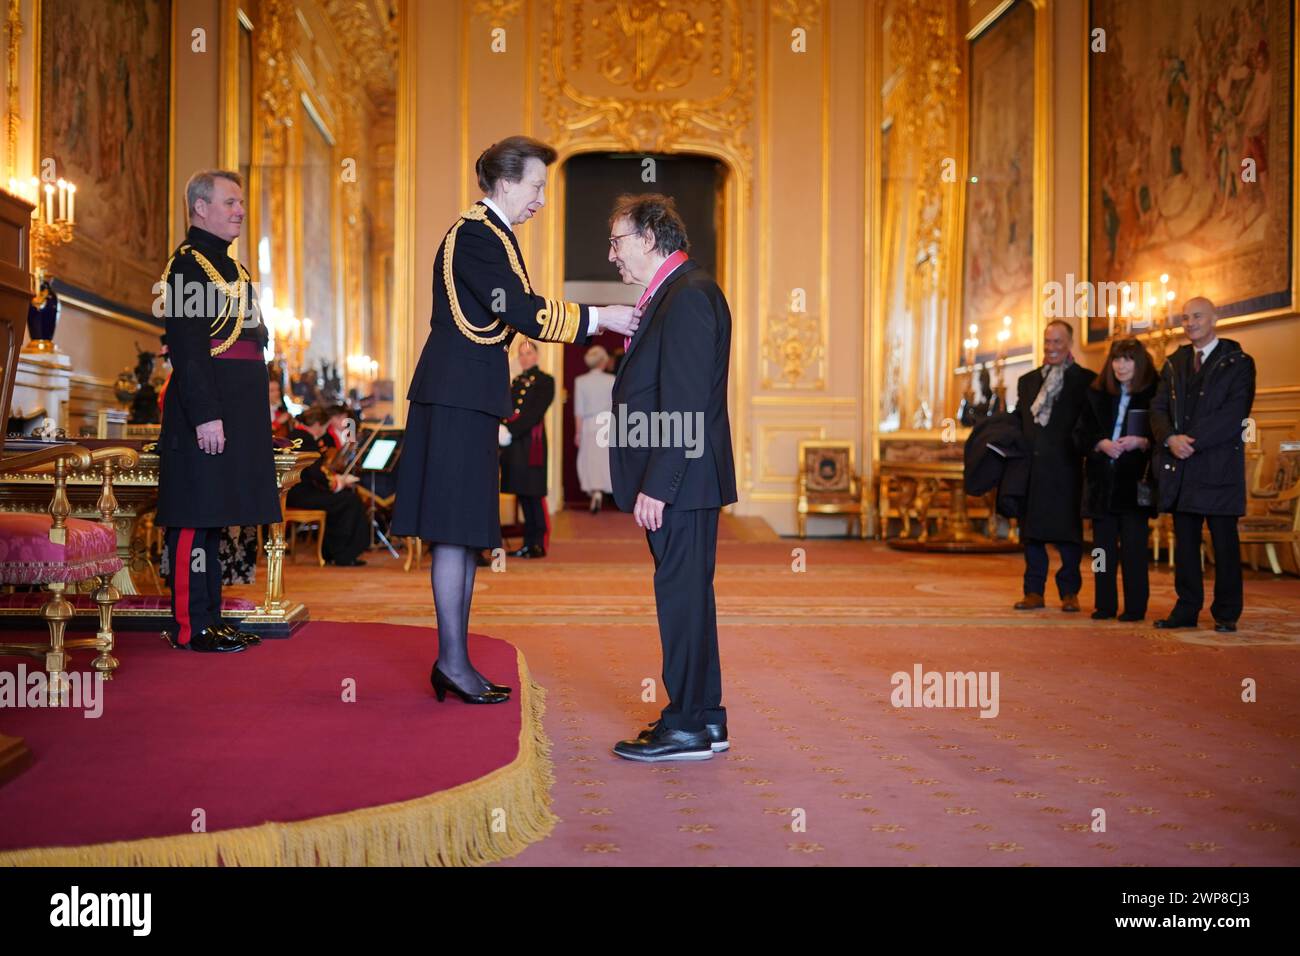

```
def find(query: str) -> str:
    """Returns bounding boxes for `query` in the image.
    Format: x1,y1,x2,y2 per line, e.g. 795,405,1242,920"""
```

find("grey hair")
185,169,243,219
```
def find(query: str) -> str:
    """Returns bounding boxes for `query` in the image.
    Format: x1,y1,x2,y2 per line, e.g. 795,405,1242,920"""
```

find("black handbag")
1135,456,1156,509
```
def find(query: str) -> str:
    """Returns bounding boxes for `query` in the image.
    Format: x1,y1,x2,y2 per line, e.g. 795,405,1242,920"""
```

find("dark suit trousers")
519,495,547,549
1023,538,1083,598
646,506,726,732
165,526,223,644
1091,511,1149,617
1173,512,1243,623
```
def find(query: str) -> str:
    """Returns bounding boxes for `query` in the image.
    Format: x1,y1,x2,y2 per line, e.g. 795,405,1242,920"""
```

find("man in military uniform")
156,170,282,652
500,339,555,558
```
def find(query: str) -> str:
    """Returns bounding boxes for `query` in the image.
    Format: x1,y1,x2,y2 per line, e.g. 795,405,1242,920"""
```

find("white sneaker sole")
613,747,714,762
711,741,730,752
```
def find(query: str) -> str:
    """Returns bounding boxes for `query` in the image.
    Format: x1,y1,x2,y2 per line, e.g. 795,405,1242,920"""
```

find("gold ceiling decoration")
320,0,399,112
540,0,754,181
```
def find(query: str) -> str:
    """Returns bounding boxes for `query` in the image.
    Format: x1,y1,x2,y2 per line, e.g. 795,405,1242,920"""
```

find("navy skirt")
391,401,502,550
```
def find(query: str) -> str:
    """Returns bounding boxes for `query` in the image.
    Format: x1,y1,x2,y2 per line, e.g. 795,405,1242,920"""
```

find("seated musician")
268,377,293,440
286,406,371,566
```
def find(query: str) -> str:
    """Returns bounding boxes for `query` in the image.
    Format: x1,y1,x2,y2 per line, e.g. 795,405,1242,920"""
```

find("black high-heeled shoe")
431,665,509,704
475,674,513,694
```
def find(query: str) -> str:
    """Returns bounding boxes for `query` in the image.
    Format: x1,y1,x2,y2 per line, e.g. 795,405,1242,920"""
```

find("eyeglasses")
608,232,638,251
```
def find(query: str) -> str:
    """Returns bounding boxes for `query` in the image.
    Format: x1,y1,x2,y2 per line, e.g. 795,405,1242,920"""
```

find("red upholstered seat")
0,513,122,585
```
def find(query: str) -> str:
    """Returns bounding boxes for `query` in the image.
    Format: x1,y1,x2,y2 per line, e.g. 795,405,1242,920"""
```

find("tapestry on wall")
1086,0,1293,342
40,0,172,322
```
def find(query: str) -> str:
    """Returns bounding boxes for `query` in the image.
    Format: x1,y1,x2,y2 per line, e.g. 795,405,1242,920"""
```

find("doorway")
558,152,727,506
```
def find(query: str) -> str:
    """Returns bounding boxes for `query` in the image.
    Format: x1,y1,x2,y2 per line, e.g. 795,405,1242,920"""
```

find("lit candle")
67,183,75,224
302,318,313,342
43,183,54,223
57,179,66,221
1107,303,1116,339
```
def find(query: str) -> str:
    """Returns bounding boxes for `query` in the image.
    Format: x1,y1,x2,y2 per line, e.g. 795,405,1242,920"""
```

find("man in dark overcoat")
1150,297,1256,632
1013,319,1096,612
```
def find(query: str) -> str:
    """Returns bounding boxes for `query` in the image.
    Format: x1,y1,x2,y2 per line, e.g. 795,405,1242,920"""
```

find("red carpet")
0,623,555,865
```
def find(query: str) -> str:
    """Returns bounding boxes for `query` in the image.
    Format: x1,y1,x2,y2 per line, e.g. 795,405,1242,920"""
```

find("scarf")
1030,363,1065,426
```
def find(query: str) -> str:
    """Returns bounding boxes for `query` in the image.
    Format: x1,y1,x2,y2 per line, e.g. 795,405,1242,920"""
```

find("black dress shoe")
1118,611,1145,622
430,665,508,704
507,546,530,558
475,550,491,567
509,545,546,559
639,719,729,752
1091,609,1116,620
216,622,261,646
1154,617,1197,629
1214,620,1237,633
330,557,367,567
615,723,713,762
187,626,249,653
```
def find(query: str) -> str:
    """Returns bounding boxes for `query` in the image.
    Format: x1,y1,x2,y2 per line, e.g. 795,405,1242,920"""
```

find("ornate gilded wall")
401,0,875,533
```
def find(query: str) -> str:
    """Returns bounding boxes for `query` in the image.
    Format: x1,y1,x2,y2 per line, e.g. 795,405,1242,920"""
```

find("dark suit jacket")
406,201,591,419
609,260,738,512
1014,360,1097,542
1150,339,1255,516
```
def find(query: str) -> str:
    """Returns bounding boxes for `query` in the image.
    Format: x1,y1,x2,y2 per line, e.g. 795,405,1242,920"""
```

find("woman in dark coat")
1074,338,1157,621
391,136,638,704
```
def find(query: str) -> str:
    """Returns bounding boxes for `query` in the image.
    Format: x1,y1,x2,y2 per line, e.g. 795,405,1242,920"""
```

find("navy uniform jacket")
609,259,737,512
500,367,554,498
156,225,281,529
407,201,592,418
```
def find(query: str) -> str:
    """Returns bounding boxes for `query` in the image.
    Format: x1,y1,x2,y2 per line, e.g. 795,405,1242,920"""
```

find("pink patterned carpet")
242,511,1300,866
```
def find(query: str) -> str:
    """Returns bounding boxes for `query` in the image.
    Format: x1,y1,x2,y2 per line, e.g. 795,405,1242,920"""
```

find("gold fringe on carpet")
0,649,560,866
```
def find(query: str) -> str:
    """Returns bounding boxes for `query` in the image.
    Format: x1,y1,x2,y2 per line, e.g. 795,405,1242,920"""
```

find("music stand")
355,427,404,558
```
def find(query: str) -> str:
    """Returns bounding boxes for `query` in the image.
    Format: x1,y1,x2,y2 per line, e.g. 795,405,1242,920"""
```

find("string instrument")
321,424,380,478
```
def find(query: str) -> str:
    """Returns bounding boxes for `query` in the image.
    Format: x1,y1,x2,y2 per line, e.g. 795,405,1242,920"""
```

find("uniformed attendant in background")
156,170,281,652
500,339,554,558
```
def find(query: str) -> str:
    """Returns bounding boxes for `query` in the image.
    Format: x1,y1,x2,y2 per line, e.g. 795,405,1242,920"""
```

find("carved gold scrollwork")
472,0,524,30
540,0,754,196
770,0,823,26
593,1,706,92
762,310,825,389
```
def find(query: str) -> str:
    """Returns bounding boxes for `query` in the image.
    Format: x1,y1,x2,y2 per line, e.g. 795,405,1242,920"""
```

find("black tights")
430,543,496,690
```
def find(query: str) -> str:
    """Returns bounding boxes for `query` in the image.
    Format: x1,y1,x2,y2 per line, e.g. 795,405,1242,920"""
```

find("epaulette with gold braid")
444,206,581,346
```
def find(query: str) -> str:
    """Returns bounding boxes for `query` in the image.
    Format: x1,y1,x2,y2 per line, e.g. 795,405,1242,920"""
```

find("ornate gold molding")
5,0,21,176
762,309,825,389
771,0,823,26
320,0,398,111
258,0,297,134
472,0,523,30
539,0,754,189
